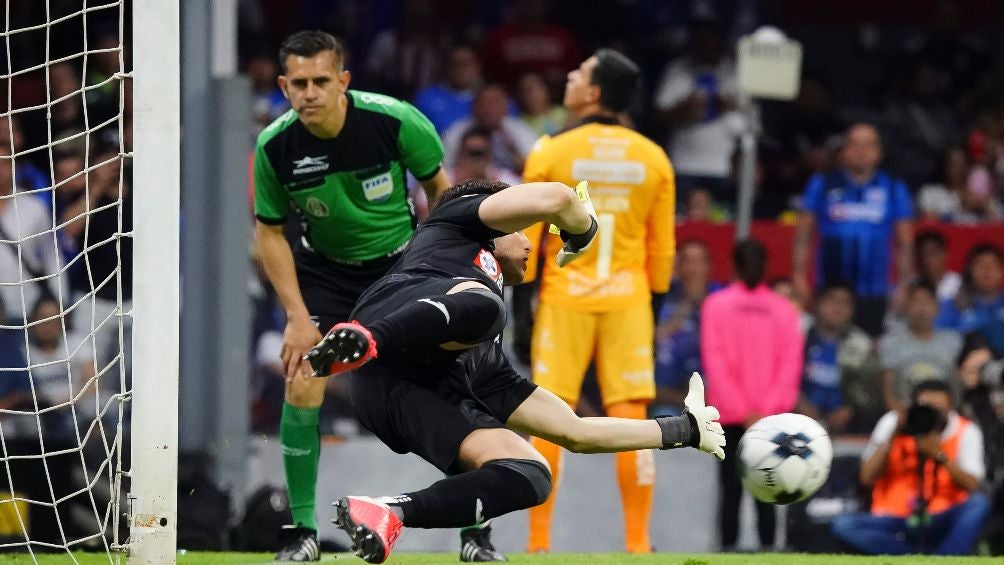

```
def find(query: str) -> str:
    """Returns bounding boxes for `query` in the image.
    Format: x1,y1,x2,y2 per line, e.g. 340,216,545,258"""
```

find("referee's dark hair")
591,49,640,113
733,238,768,289
279,30,344,72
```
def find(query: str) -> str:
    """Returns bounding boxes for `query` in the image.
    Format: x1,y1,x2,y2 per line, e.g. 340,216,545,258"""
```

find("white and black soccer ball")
737,413,833,505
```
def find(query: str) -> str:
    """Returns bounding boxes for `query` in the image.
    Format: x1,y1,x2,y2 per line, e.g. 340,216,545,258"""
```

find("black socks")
384,459,551,529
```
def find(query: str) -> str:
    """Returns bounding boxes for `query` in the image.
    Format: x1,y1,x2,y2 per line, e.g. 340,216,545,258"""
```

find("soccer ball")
737,413,833,505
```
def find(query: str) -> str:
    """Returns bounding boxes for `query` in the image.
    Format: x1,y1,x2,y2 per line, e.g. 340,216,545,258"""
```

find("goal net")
0,1,178,562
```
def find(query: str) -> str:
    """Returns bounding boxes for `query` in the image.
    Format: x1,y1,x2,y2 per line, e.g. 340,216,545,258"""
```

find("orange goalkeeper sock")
527,437,562,552
609,401,654,553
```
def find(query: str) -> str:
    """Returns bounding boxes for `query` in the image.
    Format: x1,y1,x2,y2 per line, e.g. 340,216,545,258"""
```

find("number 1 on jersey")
596,213,615,279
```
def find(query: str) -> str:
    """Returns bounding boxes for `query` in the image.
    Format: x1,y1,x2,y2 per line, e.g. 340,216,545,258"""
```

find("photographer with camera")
831,380,990,555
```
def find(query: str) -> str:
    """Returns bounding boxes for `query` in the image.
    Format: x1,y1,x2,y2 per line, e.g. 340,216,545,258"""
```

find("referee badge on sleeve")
475,249,503,289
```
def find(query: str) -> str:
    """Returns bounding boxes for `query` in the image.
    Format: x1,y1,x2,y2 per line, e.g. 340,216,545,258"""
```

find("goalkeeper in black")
253,30,460,562
302,179,727,564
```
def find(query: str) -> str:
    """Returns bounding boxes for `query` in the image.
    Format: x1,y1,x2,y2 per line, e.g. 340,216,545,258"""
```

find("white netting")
0,0,129,560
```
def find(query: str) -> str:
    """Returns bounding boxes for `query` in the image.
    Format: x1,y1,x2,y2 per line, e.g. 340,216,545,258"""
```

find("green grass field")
0,553,998,565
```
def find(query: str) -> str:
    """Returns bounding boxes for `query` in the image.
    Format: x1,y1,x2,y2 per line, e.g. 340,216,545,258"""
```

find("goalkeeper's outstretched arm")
478,181,598,267
477,181,592,234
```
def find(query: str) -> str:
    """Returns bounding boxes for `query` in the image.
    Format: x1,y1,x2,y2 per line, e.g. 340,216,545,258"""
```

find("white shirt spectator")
917,183,960,220
26,333,93,407
0,191,65,320
653,57,746,178
255,329,284,372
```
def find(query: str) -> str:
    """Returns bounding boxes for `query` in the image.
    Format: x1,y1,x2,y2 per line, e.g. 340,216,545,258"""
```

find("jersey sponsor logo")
592,146,626,159
827,201,884,222
358,92,397,106
620,369,653,384
362,171,394,202
293,155,330,175
304,196,330,218
865,187,888,202
280,444,312,457
571,159,645,185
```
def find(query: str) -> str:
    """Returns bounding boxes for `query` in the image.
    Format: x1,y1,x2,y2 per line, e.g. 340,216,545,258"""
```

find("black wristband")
558,216,598,252
654,413,698,450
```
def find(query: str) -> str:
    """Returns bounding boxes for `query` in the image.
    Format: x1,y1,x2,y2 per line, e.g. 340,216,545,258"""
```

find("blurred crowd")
0,2,131,544
1,0,1003,555
0,3,131,439
237,0,1004,554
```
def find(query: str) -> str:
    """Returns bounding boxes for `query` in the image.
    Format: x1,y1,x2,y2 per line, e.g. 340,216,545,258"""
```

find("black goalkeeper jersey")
353,194,508,306
350,194,510,373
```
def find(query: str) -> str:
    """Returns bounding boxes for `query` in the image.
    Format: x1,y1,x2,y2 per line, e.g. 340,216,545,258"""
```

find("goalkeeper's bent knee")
453,287,506,344
486,458,552,506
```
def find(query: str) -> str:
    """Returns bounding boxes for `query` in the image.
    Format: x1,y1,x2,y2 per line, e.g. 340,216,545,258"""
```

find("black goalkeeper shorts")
347,275,537,475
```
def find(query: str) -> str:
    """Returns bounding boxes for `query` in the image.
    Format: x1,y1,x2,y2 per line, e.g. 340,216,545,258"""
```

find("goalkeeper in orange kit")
521,49,678,553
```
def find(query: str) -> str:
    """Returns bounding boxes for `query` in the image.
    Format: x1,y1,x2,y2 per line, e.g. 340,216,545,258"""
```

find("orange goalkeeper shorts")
530,301,655,407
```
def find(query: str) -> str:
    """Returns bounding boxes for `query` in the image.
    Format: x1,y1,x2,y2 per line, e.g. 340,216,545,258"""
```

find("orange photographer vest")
871,417,973,518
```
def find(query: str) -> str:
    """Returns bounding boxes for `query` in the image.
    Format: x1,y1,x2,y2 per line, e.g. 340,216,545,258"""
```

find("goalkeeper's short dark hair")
436,179,510,209
279,30,344,72
591,49,641,113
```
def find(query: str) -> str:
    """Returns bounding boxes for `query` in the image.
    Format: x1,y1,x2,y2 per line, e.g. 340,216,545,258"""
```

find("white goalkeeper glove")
683,372,726,460
552,181,599,268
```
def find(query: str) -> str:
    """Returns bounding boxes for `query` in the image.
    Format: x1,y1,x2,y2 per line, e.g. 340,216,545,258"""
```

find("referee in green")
253,31,455,561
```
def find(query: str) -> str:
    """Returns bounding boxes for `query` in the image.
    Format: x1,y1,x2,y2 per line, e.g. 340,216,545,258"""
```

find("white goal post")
0,0,178,562
129,0,179,563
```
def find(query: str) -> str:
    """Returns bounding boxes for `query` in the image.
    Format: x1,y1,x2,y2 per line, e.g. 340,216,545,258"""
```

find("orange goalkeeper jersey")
523,116,676,312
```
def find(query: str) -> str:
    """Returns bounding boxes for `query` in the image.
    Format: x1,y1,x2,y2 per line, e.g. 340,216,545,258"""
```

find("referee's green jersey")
254,90,444,262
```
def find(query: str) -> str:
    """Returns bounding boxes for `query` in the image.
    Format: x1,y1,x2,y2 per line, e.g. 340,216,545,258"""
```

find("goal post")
128,0,179,562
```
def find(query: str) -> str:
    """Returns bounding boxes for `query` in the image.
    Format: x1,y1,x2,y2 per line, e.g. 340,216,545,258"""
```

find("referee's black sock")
378,459,552,529
366,288,506,353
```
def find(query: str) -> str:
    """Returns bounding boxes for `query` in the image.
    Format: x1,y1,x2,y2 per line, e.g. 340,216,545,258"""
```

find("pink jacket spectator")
700,282,804,426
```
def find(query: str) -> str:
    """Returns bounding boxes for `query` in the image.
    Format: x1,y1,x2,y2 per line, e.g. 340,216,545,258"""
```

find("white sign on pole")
737,26,803,100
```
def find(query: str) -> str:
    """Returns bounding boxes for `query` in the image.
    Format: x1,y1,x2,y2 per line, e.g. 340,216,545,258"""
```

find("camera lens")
903,404,942,435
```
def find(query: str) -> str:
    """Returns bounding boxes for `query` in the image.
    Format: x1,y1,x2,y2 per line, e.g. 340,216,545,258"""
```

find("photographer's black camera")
902,403,947,436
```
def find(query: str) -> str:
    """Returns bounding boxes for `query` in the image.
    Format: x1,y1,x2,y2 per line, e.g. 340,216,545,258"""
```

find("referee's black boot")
460,522,507,562
274,525,321,562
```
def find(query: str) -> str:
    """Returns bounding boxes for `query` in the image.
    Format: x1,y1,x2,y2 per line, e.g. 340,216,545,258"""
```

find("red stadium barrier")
677,220,1004,284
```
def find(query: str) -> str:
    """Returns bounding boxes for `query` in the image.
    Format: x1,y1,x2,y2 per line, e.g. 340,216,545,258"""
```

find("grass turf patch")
0,552,996,564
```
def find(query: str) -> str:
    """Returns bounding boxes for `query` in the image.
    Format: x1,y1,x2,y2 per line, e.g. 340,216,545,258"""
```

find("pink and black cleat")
332,496,403,564
304,321,378,377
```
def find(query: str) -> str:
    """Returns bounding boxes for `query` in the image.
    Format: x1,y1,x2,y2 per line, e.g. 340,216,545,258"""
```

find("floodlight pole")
734,26,802,242
735,93,760,241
